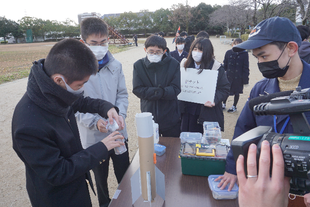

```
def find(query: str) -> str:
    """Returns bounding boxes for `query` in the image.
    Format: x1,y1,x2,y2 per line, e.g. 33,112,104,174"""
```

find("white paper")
178,67,218,104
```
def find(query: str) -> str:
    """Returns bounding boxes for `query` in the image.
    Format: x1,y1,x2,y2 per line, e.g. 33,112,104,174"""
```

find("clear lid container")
208,175,238,200
180,132,202,144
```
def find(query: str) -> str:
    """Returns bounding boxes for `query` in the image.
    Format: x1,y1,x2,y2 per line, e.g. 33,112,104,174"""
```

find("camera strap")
273,115,290,134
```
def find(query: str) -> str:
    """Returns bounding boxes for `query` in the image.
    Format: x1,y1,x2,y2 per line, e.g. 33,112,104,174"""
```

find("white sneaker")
227,106,237,113
222,103,226,110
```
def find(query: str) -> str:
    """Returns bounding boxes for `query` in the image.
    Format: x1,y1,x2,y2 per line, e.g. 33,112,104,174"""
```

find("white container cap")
135,112,154,138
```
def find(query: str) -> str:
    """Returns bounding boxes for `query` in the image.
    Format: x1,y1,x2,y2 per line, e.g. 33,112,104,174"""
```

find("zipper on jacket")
155,72,159,120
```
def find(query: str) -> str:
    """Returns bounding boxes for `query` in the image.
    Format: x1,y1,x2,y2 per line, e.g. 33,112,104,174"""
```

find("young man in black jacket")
132,35,181,137
12,39,124,207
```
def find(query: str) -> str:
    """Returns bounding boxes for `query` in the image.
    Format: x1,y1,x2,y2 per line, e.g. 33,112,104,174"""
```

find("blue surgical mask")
60,76,84,95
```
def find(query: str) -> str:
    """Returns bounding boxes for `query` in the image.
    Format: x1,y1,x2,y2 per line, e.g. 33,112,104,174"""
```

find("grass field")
0,41,138,85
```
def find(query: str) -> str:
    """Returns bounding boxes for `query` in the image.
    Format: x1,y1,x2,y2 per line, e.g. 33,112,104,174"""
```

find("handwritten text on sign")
178,67,218,104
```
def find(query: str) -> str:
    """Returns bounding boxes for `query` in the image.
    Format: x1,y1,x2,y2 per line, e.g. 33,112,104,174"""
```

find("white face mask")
60,76,84,95
87,45,109,60
147,54,163,63
177,44,184,50
192,51,203,63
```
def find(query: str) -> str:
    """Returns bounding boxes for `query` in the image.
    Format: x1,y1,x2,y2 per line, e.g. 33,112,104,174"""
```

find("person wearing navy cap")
214,16,310,207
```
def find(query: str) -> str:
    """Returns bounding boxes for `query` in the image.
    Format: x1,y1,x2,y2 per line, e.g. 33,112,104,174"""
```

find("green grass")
0,69,30,84
0,43,133,85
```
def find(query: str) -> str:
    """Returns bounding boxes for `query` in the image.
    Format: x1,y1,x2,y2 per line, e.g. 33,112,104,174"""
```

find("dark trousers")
159,121,181,137
223,93,240,106
181,113,203,134
92,141,130,207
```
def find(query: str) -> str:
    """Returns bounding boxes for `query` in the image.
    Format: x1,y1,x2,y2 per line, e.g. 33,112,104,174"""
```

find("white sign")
178,67,218,104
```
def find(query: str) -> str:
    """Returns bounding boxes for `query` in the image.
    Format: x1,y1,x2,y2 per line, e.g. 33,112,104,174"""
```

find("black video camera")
232,87,310,195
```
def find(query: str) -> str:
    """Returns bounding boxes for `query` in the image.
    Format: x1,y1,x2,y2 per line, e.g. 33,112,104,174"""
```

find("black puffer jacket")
12,59,116,207
132,50,181,130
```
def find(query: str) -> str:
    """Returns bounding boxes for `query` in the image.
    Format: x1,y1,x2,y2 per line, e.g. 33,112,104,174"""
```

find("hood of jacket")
299,41,310,59
27,59,81,116
143,48,172,69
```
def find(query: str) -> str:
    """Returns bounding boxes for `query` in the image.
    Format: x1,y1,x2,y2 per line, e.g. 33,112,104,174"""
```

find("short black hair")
158,31,165,37
269,41,287,50
80,17,108,41
145,35,167,50
297,25,310,41
233,38,242,44
44,39,98,84
175,37,185,44
196,31,209,39
180,31,188,37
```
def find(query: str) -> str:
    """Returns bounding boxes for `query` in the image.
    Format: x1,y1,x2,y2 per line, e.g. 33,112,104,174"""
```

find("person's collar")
27,59,80,116
194,62,200,69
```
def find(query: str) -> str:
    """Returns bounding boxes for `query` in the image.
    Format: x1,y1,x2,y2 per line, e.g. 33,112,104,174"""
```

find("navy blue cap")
233,17,302,52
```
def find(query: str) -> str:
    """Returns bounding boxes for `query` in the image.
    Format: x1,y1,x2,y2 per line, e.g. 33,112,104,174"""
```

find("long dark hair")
184,37,214,74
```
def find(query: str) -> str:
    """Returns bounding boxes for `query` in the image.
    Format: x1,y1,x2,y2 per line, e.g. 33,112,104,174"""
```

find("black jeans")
92,141,130,207
159,121,181,137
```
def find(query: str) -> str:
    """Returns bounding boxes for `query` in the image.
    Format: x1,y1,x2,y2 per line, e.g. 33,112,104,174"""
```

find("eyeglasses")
84,41,108,47
146,51,164,55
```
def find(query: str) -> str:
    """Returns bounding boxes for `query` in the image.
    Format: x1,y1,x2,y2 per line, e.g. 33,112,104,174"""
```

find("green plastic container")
180,153,226,177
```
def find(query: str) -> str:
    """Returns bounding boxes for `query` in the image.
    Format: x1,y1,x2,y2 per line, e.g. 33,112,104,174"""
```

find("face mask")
192,51,203,63
87,45,109,60
257,45,290,79
60,76,84,95
147,54,163,63
177,44,184,50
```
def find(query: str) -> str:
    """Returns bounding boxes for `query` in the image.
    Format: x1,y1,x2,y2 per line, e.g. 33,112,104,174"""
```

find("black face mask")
257,45,291,79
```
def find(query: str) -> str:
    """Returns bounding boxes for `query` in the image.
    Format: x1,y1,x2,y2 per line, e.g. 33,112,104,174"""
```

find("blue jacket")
170,49,188,63
225,60,310,174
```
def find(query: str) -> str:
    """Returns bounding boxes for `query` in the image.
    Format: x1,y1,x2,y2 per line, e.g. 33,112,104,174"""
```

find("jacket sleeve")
132,63,164,101
242,52,250,85
115,66,129,118
13,126,109,186
213,66,230,105
161,63,181,100
223,51,229,71
72,96,119,119
75,112,102,131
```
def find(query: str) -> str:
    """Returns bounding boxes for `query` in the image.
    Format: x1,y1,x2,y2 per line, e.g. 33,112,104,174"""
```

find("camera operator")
237,141,290,207
215,17,310,206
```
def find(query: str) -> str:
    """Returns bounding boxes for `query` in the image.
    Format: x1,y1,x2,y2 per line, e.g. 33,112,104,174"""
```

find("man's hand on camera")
237,141,290,207
101,131,124,151
214,172,237,191
304,193,310,206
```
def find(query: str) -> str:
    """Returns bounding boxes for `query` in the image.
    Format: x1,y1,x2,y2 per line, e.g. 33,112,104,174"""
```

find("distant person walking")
133,34,138,47
222,38,249,113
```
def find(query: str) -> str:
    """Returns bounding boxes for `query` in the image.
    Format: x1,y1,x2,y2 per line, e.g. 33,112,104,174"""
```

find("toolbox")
179,136,229,177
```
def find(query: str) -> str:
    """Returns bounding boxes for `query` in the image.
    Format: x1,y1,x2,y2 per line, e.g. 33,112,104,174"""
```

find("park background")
0,0,309,206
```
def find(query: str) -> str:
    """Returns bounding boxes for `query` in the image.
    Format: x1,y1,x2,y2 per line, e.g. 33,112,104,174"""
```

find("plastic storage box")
208,175,238,200
154,143,166,156
179,139,230,177
180,132,202,144
179,153,226,176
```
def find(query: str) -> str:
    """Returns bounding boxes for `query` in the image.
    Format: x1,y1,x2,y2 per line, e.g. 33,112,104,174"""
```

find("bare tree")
209,3,252,34
169,3,193,32
296,0,310,25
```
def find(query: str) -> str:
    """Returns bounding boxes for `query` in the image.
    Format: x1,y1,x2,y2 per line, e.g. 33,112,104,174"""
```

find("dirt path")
0,37,263,206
